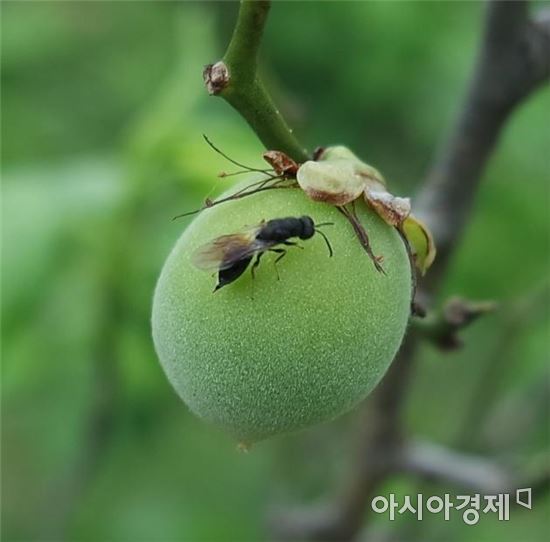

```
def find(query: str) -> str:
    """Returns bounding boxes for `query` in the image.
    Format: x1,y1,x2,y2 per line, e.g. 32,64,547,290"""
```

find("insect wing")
192,231,261,271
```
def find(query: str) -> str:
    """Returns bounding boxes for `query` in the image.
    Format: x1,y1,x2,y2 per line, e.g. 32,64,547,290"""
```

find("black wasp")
192,216,333,291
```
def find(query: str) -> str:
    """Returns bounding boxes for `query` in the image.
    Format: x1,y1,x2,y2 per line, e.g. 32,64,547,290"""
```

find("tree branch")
412,296,496,350
416,0,550,280
270,337,420,542
270,1,550,540
399,439,512,493
204,0,308,162
400,439,550,500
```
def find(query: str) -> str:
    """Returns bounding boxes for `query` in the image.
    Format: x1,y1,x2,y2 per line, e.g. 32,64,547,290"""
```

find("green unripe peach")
152,182,412,444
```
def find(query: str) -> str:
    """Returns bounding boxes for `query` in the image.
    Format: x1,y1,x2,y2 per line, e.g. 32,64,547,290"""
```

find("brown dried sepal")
263,150,299,177
364,189,411,227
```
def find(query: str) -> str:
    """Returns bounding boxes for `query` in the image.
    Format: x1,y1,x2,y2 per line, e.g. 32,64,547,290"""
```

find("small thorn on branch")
203,61,230,95
415,296,497,350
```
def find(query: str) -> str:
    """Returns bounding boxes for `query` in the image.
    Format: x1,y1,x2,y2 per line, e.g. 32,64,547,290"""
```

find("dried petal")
364,188,411,227
297,146,387,205
318,145,360,162
402,215,436,274
296,160,365,205
320,146,386,186
297,145,437,274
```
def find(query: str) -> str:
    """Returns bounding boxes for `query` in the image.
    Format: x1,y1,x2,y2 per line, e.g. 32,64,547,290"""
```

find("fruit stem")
203,0,309,163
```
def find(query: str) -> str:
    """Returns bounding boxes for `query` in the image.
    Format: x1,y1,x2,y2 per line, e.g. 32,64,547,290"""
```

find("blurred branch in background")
455,286,550,447
45,272,122,539
398,440,550,496
417,0,550,270
412,296,497,351
41,209,142,538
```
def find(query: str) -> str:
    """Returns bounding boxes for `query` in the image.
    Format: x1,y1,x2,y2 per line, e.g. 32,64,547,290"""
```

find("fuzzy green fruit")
152,182,411,444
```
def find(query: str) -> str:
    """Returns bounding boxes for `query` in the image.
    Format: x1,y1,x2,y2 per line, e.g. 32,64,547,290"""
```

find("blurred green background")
2,1,549,541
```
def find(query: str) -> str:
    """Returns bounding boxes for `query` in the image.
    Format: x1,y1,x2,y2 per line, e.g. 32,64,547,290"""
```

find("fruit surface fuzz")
152,181,412,443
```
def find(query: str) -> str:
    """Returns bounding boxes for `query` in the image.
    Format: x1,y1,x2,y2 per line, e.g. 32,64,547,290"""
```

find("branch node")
415,296,497,351
203,61,230,95
444,296,496,327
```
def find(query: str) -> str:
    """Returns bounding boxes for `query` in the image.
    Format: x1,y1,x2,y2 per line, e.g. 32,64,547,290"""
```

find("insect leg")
268,248,287,280
273,249,288,264
250,251,264,281
282,241,304,249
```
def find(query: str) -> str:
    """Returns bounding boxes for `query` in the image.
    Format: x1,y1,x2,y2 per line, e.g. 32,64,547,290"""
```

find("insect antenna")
314,221,335,228
314,227,334,258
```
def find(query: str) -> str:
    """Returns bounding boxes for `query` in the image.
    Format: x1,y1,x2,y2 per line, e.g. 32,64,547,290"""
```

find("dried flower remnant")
263,150,299,177
172,137,298,221
175,140,435,278
296,146,436,275
296,160,365,206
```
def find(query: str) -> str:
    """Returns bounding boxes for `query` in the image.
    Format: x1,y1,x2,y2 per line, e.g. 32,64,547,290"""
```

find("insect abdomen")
215,257,253,291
